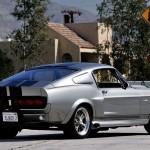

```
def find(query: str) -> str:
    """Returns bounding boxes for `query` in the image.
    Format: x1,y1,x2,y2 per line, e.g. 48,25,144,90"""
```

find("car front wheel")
63,106,92,139
144,120,150,134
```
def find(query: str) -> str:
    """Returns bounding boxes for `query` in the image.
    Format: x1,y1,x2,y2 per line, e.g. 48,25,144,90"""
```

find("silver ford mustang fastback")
0,62,150,139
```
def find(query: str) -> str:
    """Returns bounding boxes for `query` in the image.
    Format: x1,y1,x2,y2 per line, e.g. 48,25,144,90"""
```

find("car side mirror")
122,82,128,89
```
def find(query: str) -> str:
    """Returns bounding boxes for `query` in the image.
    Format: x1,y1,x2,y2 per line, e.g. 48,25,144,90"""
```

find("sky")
52,0,150,15
52,0,103,14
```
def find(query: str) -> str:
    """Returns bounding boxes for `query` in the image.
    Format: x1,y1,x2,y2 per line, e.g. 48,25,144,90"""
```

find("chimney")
64,14,70,23
61,10,82,24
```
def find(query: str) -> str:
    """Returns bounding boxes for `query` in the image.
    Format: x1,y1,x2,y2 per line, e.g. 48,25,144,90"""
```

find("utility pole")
23,0,27,70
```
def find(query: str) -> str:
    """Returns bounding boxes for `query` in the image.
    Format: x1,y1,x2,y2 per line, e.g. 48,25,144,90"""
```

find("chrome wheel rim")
74,107,90,136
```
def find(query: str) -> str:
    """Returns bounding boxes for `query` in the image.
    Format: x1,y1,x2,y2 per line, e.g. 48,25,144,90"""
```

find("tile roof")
48,23,94,49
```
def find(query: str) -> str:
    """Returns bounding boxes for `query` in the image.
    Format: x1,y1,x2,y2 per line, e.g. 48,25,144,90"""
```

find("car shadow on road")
0,131,148,142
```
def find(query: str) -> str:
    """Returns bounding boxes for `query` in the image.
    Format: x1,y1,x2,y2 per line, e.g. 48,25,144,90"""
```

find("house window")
62,53,72,62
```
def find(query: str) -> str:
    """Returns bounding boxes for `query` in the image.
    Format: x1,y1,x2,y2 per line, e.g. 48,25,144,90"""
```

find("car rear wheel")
63,106,92,139
144,120,150,134
0,127,19,139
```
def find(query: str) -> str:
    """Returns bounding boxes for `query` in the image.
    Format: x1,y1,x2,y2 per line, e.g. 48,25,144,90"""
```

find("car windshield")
2,68,78,82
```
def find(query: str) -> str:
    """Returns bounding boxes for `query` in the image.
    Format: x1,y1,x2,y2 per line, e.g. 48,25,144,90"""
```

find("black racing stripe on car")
0,87,7,96
9,87,22,96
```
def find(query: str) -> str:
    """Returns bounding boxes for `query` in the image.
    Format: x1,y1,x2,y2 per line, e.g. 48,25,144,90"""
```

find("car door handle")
102,90,108,94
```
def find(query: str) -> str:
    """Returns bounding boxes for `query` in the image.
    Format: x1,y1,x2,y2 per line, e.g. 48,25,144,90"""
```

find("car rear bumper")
0,104,59,129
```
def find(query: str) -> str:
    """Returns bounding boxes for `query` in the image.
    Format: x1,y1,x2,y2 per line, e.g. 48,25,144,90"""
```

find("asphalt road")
0,126,150,150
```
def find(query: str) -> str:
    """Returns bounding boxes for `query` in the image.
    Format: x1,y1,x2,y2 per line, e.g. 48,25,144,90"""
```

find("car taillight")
13,97,47,109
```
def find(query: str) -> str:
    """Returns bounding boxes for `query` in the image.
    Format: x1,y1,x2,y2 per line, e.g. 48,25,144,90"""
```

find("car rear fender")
62,98,94,124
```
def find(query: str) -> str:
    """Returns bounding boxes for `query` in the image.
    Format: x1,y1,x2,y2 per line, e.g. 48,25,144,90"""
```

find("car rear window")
3,68,78,82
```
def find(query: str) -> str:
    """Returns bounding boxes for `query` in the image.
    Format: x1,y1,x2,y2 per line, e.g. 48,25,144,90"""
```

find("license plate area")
2,112,18,122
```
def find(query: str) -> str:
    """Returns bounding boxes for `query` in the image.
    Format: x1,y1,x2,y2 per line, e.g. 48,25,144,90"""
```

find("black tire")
144,121,150,134
63,106,92,139
0,128,19,139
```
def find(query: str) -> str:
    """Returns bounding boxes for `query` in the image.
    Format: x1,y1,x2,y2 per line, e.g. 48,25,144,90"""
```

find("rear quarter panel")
45,84,99,123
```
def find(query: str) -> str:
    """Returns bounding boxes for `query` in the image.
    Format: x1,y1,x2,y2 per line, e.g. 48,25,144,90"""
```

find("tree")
0,50,14,81
96,43,111,65
97,0,150,80
11,0,50,70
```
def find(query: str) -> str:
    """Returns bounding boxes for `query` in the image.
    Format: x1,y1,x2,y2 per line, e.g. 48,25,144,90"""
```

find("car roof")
31,62,113,71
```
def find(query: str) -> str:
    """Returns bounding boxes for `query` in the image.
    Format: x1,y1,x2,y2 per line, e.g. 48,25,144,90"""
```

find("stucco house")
0,22,112,72
46,22,112,63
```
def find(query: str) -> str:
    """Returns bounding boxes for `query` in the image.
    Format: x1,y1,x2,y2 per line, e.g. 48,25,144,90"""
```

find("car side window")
93,69,122,88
